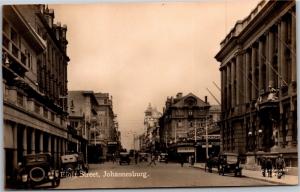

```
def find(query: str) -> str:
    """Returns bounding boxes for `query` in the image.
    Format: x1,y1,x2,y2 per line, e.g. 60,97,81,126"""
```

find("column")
223,69,227,111
31,129,35,154
286,111,293,147
258,40,263,93
236,52,243,105
268,30,275,88
12,123,18,168
245,50,251,102
251,46,257,100
280,19,287,86
48,135,52,153
291,11,296,83
53,137,57,168
23,127,27,156
227,64,231,108
231,60,236,107
40,132,44,153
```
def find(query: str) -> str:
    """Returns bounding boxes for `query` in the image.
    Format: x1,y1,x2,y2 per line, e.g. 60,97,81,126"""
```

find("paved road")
56,161,274,189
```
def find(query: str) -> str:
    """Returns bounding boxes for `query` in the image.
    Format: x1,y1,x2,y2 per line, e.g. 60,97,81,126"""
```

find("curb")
193,165,294,185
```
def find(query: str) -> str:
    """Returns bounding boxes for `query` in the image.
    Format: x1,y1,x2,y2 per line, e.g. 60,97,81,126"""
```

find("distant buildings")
68,91,120,163
68,91,99,162
139,103,162,152
95,93,121,160
215,0,297,166
159,93,221,162
3,5,69,182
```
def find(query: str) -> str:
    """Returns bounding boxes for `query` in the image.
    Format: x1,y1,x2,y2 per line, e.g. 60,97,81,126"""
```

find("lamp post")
258,129,263,151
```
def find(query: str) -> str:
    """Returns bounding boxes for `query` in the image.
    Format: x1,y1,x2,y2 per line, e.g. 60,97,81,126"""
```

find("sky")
50,0,261,149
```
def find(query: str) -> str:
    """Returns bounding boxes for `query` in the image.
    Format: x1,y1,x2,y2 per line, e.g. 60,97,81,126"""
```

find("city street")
57,161,273,189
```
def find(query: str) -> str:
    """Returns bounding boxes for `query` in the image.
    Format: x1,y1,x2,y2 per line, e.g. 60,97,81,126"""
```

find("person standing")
148,153,156,166
266,157,273,177
135,152,139,164
191,155,195,167
179,154,184,167
260,157,266,177
275,154,285,179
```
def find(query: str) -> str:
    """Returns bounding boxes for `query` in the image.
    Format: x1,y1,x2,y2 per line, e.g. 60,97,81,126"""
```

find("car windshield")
25,156,47,164
226,155,237,163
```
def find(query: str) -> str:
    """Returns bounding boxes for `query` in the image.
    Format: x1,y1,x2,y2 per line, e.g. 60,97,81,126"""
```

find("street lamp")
258,129,263,151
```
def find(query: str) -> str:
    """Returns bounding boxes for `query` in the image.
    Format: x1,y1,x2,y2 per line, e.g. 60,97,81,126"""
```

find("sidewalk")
194,163,298,185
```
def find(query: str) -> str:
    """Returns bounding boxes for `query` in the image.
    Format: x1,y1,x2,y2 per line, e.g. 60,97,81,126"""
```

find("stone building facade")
68,91,99,162
159,93,220,162
215,0,297,166
2,5,69,182
94,92,120,160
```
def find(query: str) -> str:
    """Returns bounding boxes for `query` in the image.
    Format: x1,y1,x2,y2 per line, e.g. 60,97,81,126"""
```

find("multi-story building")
68,91,99,162
94,92,119,160
2,5,69,183
141,103,162,152
159,93,220,162
215,0,297,167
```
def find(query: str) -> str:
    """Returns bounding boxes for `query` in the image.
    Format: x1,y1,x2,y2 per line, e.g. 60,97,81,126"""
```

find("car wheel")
52,179,60,188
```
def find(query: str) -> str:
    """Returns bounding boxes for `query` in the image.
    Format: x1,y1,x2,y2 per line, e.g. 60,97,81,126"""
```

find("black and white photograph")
1,0,299,190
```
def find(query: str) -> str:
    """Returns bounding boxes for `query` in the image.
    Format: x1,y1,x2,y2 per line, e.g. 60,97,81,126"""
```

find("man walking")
275,154,285,179
148,153,156,166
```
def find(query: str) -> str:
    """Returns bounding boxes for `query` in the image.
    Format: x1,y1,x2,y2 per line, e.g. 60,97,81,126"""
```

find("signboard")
108,141,118,145
177,147,195,153
201,145,212,148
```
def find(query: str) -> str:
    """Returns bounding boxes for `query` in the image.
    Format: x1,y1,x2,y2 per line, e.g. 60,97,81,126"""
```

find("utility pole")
205,116,209,159
206,88,221,105
194,120,197,163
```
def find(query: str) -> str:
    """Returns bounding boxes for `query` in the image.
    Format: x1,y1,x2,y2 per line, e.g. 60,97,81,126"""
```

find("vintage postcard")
1,0,298,190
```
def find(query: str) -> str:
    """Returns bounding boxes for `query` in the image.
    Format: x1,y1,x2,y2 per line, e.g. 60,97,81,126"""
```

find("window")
27,52,32,69
10,28,18,45
34,103,40,114
3,35,9,49
43,107,48,118
3,19,9,35
51,112,55,121
21,52,27,65
17,92,23,106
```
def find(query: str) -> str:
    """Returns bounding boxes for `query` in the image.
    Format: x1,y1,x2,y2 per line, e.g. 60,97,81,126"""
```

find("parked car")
218,153,242,177
61,152,88,177
158,153,168,163
119,152,131,165
14,153,60,189
139,153,148,162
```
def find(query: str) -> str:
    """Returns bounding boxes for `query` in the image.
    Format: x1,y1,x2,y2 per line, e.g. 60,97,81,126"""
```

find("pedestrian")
135,152,139,164
179,154,184,167
275,154,285,179
148,153,156,166
112,153,116,164
260,157,266,177
191,155,195,167
266,157,272,177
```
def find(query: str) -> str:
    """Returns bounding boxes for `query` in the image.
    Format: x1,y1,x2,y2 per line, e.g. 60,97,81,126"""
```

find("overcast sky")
51,0,260,149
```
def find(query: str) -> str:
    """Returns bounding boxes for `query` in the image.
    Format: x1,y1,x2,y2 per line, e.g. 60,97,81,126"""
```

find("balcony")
257,89,279,112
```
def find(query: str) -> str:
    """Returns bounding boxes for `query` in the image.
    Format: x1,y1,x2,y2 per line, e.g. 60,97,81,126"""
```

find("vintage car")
61,152,88,176
139,153,148,162
119,152,131,165
218,153,242,177
14,153,60,189
158,153,168,163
